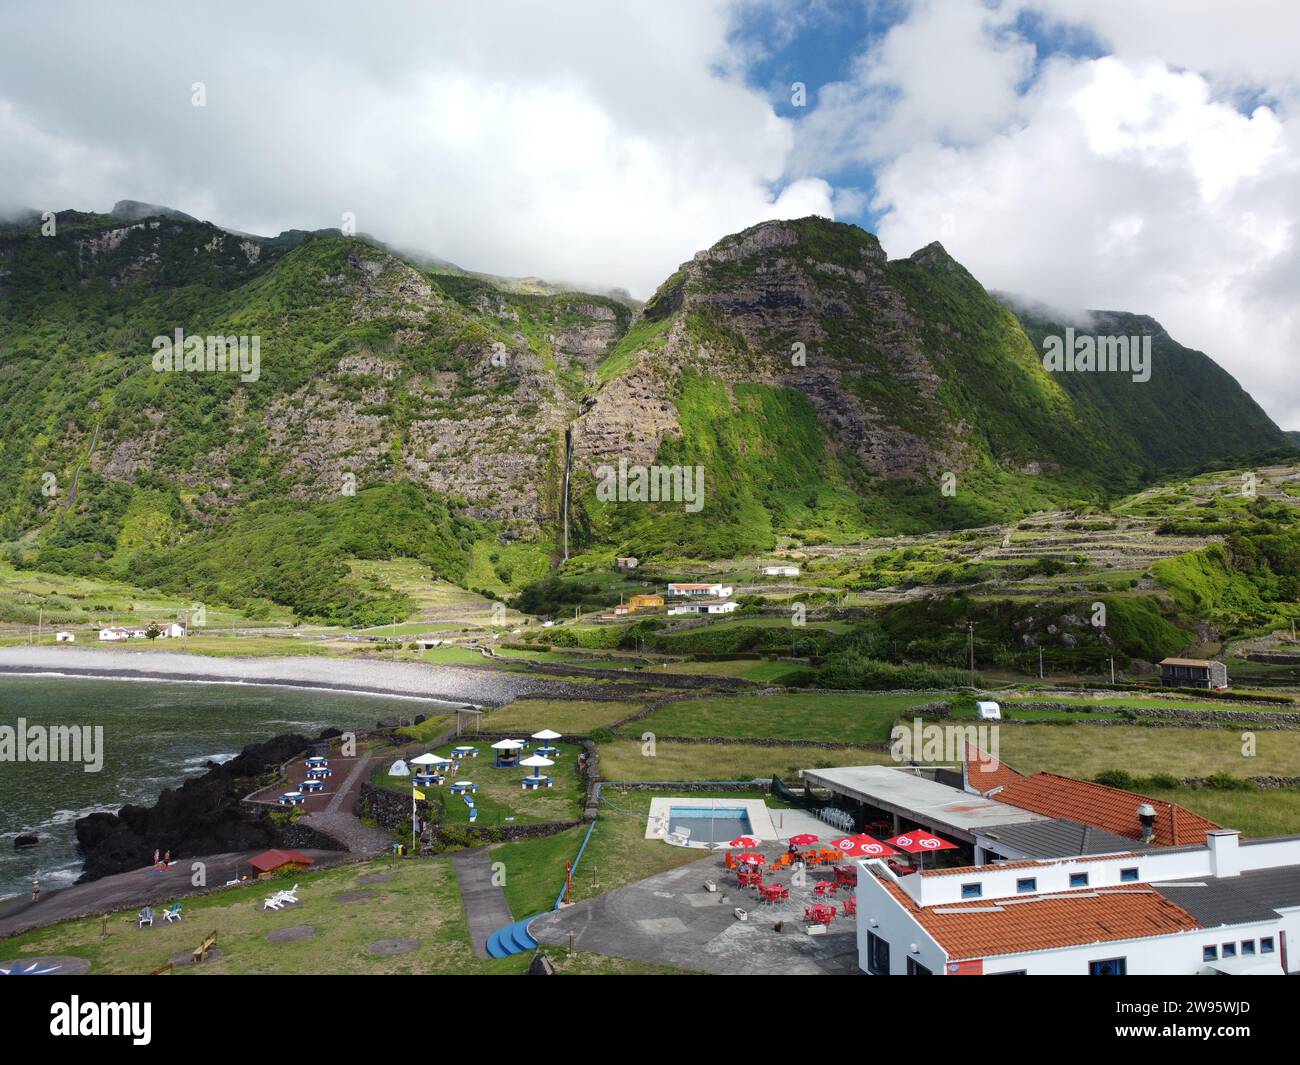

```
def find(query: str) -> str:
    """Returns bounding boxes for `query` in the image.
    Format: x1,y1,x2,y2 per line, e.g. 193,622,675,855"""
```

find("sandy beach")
0,646,565,707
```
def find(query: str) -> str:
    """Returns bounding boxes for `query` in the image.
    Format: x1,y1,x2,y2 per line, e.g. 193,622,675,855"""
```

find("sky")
1,0,1297,428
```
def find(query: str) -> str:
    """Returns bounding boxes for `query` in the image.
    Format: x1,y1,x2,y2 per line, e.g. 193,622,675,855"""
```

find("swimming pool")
668,806,752,845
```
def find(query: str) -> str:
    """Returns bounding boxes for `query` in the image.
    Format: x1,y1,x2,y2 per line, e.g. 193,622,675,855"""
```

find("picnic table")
758,883,789,904
737,869,763,888
804,903,836,926
301,779,325,792
449,781,477,795
814,880,838,896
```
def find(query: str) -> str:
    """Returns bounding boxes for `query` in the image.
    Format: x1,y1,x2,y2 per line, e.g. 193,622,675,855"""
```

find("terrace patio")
529,853,859,975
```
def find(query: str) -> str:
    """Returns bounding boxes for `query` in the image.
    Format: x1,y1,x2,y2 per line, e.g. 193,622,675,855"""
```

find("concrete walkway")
449,848,513,958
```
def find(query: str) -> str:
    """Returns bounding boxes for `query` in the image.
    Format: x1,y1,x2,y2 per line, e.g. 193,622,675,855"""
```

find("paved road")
449,848,513,958
0,848,350,939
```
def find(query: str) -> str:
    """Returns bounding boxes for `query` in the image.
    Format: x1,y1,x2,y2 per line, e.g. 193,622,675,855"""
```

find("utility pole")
967,621,975,688
1110,656,1116,685
1038,646,1044,680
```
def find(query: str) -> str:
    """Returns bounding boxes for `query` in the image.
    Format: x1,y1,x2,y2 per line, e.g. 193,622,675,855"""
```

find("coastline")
0,646,558,707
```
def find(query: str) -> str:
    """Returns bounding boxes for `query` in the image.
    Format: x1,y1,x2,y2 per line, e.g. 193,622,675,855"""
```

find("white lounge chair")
263,896,285,910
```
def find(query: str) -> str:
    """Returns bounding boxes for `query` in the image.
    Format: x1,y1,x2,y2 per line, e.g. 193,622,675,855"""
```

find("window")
961,883,982,899
906,957,932,976
867,932,891,976
1089,957,1127,976
1016,877,1037,893
1241,940,1256,956
1120,867,1139,883
1261,937,1275,954
1069,872,1090,888
1202,945,1218,962
1222,943,1237,959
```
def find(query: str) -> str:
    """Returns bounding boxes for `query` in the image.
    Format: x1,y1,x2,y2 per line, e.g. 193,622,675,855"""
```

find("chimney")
1207,829,1242,878
1137,803,1157,844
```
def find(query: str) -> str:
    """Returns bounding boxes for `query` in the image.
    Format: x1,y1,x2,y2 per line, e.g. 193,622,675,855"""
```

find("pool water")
668,806,752,845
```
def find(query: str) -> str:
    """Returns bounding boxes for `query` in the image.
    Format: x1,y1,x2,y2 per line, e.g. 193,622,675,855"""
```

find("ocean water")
0,675,453,900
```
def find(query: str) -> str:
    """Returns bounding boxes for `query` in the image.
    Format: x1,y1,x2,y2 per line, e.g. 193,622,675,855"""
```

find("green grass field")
995,724,1300,780
0,856,672,975
596,738,894,781
631,691,944,744
485,698,646,734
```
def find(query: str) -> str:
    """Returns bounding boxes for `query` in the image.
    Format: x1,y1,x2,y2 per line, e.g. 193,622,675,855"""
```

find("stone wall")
356,781,429,833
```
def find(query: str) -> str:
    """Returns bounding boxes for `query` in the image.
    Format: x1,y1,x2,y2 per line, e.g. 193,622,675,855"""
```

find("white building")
98,623,186,641
761,565,800,577
855,831,1300,975
666,582,733,598
667,600,739,616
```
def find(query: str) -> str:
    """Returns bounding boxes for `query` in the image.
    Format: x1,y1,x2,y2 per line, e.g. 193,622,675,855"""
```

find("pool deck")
646,798,830,848
530,855,859,975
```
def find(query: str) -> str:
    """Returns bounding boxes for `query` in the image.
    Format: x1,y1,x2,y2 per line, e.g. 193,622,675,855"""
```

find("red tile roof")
249,849,314,872
991,773,1220,847
963,743,1024,793
877,876,1202,960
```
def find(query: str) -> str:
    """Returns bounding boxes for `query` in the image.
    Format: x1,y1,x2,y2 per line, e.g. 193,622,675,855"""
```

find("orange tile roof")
877,876,1202,960
991,772,1220,847
963,742,1024,792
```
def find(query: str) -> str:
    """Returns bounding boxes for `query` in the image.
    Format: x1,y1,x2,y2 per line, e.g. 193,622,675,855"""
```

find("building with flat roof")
855,830,1300,975
666,582,733,598
801,765,1052,845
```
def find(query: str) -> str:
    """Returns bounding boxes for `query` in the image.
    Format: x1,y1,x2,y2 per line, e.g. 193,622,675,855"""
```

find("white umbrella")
490,739,524,749
531,729,562,741
409,753,441,765
519,755,555,768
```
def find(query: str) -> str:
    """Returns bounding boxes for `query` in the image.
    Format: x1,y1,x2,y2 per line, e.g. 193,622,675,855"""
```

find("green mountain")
0,208,1288,620
569,218,1290,557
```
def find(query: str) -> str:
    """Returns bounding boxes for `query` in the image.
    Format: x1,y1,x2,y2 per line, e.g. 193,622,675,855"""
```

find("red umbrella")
885,829,958,870
831,834,898,859
727,835,759,849
788,833,819,846
736,853,766,866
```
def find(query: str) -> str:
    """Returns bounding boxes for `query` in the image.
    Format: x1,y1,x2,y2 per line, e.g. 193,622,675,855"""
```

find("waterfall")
561,426,573,562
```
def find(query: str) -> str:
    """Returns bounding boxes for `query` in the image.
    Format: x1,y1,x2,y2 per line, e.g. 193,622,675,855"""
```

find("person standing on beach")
31,878,40,903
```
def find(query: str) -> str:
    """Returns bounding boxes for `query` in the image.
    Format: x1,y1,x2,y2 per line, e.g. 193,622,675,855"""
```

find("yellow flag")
412,789,425,800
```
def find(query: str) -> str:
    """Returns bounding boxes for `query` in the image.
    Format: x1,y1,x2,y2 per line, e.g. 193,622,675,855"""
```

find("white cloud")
0,1,831,298
804,0,1300,429
796,0,1035,171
